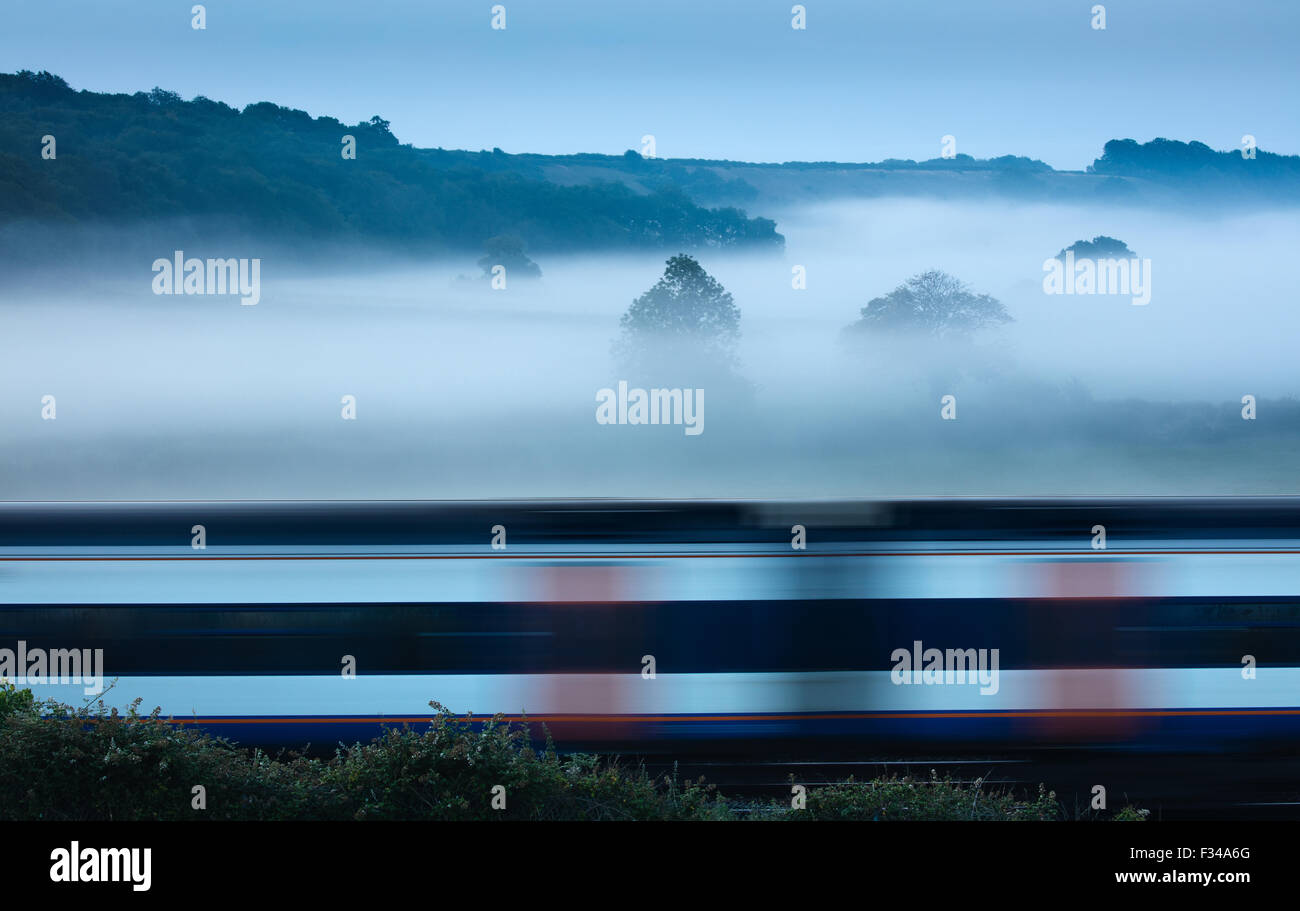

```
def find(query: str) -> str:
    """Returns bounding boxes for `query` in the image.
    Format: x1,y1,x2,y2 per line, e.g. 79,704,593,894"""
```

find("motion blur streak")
3,498,1298,750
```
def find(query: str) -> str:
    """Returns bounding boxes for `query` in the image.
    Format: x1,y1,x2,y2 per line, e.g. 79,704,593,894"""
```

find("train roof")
0,498,1298,547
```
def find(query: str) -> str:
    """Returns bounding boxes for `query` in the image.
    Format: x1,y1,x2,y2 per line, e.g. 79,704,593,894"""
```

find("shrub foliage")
1,684,1143,821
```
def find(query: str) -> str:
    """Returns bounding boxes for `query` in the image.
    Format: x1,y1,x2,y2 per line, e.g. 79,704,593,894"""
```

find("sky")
1,0,1296,170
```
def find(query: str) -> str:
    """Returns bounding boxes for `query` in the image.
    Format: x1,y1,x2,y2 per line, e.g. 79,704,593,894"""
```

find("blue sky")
2,0,1295,169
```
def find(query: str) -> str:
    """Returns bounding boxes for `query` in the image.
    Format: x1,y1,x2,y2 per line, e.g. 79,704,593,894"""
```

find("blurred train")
2,498,1299,752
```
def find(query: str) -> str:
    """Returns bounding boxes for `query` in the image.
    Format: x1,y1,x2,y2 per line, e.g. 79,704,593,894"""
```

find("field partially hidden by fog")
2,198,1298,499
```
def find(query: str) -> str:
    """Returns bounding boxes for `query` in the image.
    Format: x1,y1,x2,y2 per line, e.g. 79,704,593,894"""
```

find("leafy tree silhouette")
478,235,541,279
844,270,1011,339
615,254,740,372
1054,235,1135,261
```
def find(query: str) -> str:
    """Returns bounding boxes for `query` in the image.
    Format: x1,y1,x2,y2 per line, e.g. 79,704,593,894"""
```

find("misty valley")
1,70,1297,500
2,194,1296,500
